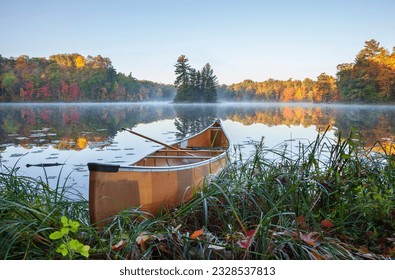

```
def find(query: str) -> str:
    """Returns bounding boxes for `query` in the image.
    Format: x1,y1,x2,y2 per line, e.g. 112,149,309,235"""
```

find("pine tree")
189,68,202,102
174,55,192,102
201,63,218,102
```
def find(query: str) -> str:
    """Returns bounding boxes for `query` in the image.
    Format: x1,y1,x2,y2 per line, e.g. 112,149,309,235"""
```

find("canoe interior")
133,124,228,167
89,121,229,227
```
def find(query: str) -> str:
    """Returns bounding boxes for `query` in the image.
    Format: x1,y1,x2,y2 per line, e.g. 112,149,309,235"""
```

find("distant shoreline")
1,100,395,106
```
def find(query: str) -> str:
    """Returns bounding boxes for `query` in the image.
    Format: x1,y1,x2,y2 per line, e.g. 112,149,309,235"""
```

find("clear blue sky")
1,0,394,85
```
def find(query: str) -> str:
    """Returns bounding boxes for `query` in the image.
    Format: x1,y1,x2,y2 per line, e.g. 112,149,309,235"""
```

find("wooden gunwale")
118,151,228,172
146,155,212,159
155,149,226,153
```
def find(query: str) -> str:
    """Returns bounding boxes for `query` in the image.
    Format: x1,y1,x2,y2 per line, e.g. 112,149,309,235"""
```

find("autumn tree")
337,39,395,103
313,73,337,102
45,63,62,99
74,55,86,68
281,87,295,102
0,53,175,102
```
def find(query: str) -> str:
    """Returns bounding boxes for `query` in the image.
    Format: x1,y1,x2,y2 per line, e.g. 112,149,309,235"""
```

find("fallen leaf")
297,216,308,230
136,232,150,244
191,228,204,239
300,233,316,246
311,249,325,260
321,219,334,228
237,226,260,249
297,216,305,224
136,231,151,244
300,232,322,247
238,239,250,249
111,240,127,251
154,233,165,241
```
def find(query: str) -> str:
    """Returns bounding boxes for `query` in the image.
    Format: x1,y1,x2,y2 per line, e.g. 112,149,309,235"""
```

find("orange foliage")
191,228,204,239
281,87,295,102
321,219,334,228
282,107,295,121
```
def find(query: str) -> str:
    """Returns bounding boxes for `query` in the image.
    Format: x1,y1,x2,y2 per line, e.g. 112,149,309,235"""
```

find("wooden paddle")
121,128,196,157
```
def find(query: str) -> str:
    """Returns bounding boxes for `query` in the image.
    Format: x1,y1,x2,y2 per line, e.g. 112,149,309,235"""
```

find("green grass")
1,129,394,259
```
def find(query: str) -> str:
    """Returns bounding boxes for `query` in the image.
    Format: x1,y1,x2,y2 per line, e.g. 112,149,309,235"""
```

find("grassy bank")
1,130,394,260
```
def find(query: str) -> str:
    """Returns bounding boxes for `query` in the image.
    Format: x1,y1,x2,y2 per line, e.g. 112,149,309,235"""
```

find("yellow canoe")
88,120,230,226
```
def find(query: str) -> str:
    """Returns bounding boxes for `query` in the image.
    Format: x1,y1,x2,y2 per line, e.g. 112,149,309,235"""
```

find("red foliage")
69,84,80,101
238,229,256,249
69,108,80,123
62,108,80,125
39,84,51,98
61,81,69,94
21,108,36,125
22,81,35,99
62,111,70,125
40,110,51,122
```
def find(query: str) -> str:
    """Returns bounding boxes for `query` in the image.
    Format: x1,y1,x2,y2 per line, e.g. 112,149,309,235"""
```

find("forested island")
173,55,218,103
0,39,394,103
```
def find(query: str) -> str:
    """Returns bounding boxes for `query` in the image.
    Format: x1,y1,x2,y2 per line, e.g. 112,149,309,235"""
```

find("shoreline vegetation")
1,130,394,260
1,39,394,104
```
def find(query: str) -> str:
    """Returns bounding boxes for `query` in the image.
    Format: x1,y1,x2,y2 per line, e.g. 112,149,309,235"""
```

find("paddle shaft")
26,163,65,168
122,128,196,157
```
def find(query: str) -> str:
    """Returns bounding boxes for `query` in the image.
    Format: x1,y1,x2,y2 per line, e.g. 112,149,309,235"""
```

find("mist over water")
1,102,394,198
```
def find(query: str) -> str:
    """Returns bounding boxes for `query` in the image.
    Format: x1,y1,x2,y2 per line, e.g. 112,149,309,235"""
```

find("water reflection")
220,103,395,147
174,104,217,138
0,103,176,151
0,102,394,198
1,103,395,151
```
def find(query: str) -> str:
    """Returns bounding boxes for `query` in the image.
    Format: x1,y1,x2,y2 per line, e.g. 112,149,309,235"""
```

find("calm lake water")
1,102,394,198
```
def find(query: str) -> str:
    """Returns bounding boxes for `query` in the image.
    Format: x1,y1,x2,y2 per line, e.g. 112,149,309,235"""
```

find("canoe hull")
89,155,227,226
88,120,230,226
